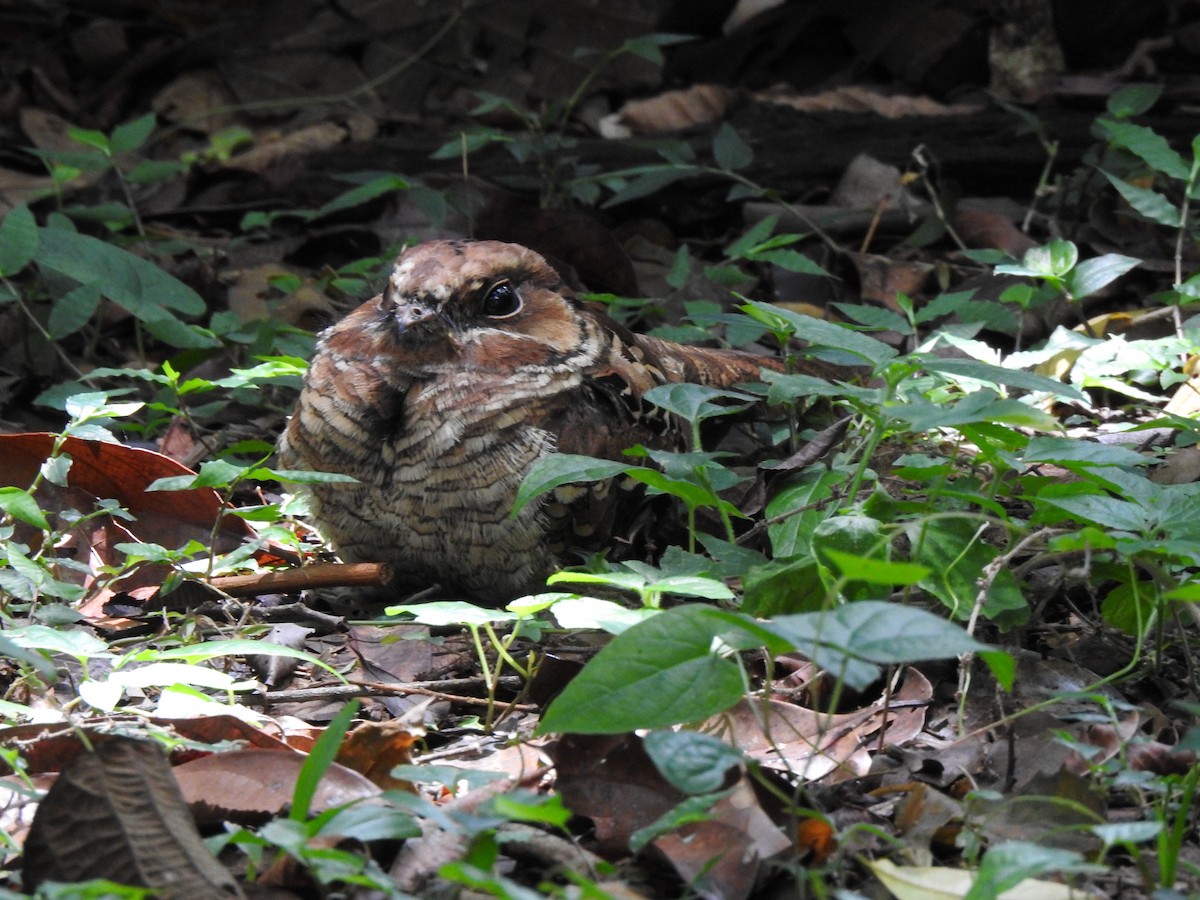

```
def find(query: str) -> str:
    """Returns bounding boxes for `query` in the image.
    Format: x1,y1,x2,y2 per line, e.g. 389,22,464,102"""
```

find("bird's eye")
482,280,522,318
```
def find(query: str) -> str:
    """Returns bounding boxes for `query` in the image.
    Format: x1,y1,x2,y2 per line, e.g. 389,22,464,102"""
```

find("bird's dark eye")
482,280,522,318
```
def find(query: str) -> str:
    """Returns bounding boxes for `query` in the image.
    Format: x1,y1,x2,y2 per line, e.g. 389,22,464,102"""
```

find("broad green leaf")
889,390,1060,432
968,841,1100,900
643,383,755,423
765,601,1005,690
1097,119,1190,180
386,600,518,627
547,596,656,633
761,371,846,405
644,730,744,794
741,554,825,616
109,113,157,155
834,302,910,333
1021,435,1150,469
1101,171,1179,225
511,453,630,516
1106,83,1162,118
712,122,753,171
36,227,205,317
7,624,109,658
0,487,49,530
48,283,102,339
0,205,38,276
907,518,1028,622
822,549,930,586
1100,578,1156,637
538,604,745,734
1067,253,1140,300
1036,492,1149,533
603,168,691,207
921,357,1085,400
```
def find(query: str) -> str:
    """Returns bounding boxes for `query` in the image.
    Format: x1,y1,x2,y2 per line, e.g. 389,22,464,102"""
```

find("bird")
279,238,817,601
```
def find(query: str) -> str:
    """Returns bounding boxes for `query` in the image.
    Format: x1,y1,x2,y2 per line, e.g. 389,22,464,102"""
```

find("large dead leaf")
21,736,243,897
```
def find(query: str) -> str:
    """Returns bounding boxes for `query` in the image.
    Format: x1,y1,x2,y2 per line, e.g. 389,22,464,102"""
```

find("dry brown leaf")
335,718,423,792
613,85,735,135
22,736,243,897
755,84,982,118
174,748,381,826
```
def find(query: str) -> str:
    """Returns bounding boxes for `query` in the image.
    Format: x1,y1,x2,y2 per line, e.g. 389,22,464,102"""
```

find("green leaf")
741,554,825,616
1066,253,1140,300
907,518,1028,621
312,174,409,220
385,600,518,626
644,730,743,794
1101,170,1179,225
68,126,110,154
0,487,49,530
1022,435,1150,470
1028,239,1079,277
822,549,930,586
724,215,779,259
109,113,157,155
748,247,831,276
889,389,1061,432
712,123,753,171
35,227,205,317
741,300,898,364
1036,490,1149,533
766,601,1002,690
1097,119,1190,180
643,383,756,423
0,205,38,276
1106,83,1162,118
921,357,1085,399
48,283,102,339
511,454,630,517
602,168,691,207
293,699,359,821
537,604,745,734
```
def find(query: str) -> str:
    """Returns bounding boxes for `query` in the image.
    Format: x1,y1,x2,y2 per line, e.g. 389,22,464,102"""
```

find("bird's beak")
394,301,440,335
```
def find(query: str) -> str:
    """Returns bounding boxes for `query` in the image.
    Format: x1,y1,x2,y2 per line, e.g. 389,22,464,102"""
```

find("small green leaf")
602,168,691,207
0,487,49,530
1097,119,1190,180
511,454,630,517
644,730,743,794
0,205,38,276
712,123,753,171
68,126,110,154
823,549,930,585
1106,84,1162,118
1066,253,1140,300
1101,170,1179,225
109,113,157,155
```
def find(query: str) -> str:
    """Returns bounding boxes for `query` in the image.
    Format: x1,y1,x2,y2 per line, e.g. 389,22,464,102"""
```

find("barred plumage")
278,239,794,601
